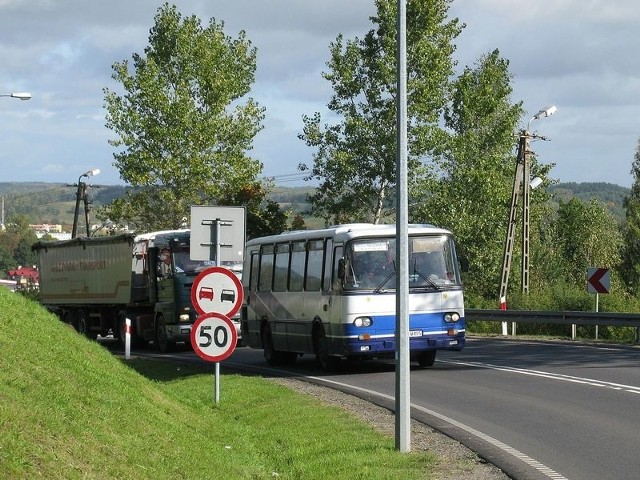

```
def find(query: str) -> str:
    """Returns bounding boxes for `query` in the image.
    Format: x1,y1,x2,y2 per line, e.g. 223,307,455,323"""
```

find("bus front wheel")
416,350,436,368
262,322,284,366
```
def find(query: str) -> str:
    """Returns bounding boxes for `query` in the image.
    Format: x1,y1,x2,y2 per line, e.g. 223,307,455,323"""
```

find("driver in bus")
352,251,393,288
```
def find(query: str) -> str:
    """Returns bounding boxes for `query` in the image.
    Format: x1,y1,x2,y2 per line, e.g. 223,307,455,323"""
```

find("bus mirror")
459,257,469,273
338,258,346,280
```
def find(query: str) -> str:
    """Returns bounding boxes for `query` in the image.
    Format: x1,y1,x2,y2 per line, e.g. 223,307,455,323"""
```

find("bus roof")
245,223,452,247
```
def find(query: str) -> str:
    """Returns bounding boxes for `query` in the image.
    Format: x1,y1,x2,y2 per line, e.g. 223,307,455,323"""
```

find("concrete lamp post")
72,168,101,238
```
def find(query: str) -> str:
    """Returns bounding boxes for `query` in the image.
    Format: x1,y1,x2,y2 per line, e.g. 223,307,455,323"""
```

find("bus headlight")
353,316,372,327
443,312,460,323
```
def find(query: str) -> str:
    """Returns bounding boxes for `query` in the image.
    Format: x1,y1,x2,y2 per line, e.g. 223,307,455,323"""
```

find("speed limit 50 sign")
191,312,238,363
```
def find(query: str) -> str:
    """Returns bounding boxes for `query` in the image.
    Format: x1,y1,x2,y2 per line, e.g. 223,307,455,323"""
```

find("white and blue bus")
241,224,465,369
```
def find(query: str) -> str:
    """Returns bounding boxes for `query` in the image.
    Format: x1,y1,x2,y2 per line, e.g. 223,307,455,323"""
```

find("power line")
260,172,310,185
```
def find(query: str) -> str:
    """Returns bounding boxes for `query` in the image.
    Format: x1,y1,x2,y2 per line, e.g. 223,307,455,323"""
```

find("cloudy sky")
0,0,638,188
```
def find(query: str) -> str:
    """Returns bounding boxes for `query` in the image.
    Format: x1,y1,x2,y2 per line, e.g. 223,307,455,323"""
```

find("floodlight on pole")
498,105,557,317
529,176,543,190
1,92,31,101
72,168,101,238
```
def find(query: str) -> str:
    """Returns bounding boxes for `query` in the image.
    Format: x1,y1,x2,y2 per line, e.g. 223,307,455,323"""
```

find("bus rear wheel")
313,324,338,371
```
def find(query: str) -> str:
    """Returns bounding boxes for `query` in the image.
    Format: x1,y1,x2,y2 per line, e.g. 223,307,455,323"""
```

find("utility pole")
499,130,529,308
498,106,557,317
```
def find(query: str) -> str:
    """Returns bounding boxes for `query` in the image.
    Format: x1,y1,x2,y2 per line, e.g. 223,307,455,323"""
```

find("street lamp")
72,168,101,238
498,105,556,312
1,92,31,101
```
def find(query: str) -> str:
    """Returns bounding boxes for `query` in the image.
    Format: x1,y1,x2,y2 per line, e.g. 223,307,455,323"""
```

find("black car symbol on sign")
220,289,235,303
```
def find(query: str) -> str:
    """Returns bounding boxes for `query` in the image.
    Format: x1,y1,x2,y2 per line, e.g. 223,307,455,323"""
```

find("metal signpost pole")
395,0,410,453
214,219,222,404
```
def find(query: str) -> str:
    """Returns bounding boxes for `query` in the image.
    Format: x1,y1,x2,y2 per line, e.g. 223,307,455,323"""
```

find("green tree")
0,215,38,270
555,198,623,287
621,138,640,293
298,0,462,224
410,50,527,296
102,3,265,231
218,182,289,240
0,244,14,277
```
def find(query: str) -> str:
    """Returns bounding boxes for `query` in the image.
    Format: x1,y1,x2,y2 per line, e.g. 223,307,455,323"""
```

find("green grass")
0,289,437,479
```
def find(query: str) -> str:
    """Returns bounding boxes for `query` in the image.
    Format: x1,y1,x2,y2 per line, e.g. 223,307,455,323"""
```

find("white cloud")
0,0,638,187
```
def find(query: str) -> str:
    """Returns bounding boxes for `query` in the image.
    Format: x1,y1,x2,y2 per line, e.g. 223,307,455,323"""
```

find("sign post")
191,313,238,402
190,266,243,404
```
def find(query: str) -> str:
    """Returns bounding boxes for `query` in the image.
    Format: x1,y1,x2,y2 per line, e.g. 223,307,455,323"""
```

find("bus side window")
305,239,323,291
258,245,274,292
289,241,305,292
249,251,259,292
273,243,289,292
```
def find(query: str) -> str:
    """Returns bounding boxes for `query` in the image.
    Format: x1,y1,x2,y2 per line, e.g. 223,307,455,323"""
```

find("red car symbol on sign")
198,286,214,301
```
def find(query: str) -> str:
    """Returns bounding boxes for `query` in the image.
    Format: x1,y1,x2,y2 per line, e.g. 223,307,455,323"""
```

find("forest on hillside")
0,181,630,226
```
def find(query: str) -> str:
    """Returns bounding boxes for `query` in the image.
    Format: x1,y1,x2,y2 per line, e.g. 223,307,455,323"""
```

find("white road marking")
438,359,640,395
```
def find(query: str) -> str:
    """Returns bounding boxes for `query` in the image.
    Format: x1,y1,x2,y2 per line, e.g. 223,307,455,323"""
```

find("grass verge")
0,288,437,479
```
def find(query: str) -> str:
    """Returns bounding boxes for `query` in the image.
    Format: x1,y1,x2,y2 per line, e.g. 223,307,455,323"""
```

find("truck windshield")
172,250,242,277
172,250,214,275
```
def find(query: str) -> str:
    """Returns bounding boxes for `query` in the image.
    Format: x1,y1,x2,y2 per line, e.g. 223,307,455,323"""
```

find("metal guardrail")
466,309,640,328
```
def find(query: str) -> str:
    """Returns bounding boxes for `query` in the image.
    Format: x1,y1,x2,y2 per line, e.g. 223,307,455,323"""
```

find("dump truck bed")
33,234,136,306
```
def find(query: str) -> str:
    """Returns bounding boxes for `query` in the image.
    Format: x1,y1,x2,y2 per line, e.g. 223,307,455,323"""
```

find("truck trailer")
33,229,224,352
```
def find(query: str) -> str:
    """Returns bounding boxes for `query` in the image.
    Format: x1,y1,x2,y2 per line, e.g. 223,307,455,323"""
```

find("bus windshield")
344,235,461,291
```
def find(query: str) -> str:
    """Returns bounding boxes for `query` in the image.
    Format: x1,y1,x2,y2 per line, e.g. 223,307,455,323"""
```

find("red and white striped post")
125,318,132,360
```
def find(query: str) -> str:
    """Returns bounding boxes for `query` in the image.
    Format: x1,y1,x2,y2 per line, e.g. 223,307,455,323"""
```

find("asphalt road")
121,337,640,480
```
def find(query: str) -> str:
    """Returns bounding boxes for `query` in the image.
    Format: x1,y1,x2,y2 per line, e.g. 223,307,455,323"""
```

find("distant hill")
0,182,127,226
0,181,631,226
549,182,630,222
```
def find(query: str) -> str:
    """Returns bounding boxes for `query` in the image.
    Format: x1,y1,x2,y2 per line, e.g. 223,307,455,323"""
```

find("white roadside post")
125,317,132,360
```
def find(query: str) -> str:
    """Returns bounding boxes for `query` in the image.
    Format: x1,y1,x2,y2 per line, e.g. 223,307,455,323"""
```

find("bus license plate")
409,330,423,337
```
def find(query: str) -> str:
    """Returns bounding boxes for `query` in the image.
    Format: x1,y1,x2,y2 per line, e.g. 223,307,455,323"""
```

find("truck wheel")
155,315,175,353
76,310,96,340
62,310,74,326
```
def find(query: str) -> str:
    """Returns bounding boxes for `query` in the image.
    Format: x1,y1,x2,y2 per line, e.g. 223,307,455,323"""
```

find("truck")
33,229,241,352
